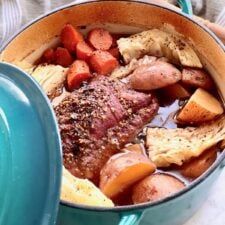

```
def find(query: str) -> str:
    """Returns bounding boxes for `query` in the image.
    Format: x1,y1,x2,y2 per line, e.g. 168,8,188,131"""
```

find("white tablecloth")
184,169,225,225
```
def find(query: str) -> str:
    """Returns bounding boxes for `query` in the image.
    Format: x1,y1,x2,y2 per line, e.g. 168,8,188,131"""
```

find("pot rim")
1,0,225,212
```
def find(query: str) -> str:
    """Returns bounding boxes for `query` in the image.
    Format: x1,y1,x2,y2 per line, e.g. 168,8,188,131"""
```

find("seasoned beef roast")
54,76,159,183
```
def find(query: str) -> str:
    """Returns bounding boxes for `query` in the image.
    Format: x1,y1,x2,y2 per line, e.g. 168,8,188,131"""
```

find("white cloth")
0,0,75,45
191,0,225,22
168,0,225,22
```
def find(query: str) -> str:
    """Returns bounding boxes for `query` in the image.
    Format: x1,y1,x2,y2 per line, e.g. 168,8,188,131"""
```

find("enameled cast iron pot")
1,1,225,225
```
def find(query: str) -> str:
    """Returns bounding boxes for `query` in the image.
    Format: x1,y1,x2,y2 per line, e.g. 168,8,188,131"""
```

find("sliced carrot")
76,41,94,61
67,60,92,90
90,50,119,75
42,48,55,64
61,24,83,52
108,47,120,59
88,28,113,51
54,47,73,67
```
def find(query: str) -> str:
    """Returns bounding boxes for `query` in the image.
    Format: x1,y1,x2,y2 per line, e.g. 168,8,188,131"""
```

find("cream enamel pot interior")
1,1,225,225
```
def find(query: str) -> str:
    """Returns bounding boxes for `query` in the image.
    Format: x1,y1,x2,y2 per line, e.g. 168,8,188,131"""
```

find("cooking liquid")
115,94,222,206
113,99,184,206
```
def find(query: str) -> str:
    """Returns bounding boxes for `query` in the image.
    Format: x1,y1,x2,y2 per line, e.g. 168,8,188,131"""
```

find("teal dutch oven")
1,1,225,225
0,63,62,225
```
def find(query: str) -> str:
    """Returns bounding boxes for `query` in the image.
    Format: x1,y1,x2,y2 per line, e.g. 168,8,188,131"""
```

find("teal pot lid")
0,63,62,225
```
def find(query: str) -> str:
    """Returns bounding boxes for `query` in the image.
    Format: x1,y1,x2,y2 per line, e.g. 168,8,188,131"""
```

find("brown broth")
129,86,223,197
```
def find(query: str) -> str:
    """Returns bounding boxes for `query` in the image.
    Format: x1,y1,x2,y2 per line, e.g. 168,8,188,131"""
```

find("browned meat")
54,76,159,184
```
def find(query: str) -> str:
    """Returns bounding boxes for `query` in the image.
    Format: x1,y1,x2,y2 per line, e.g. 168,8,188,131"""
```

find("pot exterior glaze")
1,1,225,225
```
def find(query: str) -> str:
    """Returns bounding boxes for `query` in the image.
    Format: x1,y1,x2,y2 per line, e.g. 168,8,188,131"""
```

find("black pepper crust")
54,76,159,184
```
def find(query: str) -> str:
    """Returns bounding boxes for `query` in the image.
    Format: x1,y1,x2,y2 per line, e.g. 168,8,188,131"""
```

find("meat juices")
55,76,159,184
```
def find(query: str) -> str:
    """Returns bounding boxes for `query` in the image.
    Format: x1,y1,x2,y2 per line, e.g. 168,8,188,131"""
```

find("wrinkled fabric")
0,0,75,45
168,0,225,22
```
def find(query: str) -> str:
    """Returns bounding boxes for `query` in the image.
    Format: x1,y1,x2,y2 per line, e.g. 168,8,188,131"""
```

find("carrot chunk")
61,24,83,52
67,60,92,90
76,41,94,61
54,47,73,67
42,48,55,63
88,28,113,51
90,50,118,75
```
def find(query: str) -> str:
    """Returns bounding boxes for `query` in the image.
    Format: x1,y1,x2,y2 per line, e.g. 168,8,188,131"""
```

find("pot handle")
118,213,142,225
178,0,193,16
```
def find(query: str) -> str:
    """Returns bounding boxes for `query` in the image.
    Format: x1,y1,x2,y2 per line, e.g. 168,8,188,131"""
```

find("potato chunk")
129,61,181,91
61,167,114,207
110,55,157,79
182,68,213,90
132,173,185,204
99,152,156,198
162,83,190,100
177,88,223,123
123,144,146,155
180,147,217,179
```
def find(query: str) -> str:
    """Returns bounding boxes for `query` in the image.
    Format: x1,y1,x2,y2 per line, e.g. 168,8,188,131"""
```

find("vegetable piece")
54,47,73,67
129,61,181,90
220,140,225,149
99,152,156,198
76,41,94,61
132,173,185,204
67,60,92,90
108,47,120,59
61,167,114,207
162,83,190,99
117,29,202,67
61,24,83,52
110,55,156,80
180,147,217,179
157,57,169,63
42,48,55,64
182,68,213,90
177,88,223,123
88,28,113,50
146,116,225,167
123,144,146,155
112,188,133,206
31,65,68,99
90,50,118,75
13,61,34,74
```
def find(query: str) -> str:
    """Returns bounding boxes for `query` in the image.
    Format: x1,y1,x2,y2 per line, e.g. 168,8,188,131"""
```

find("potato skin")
162,83,190,100
180,148,217,179
100,152,156,198
132,173,185,204
129,61,181,90
177,88,224,124
182,68,213,90
123,144,146,156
